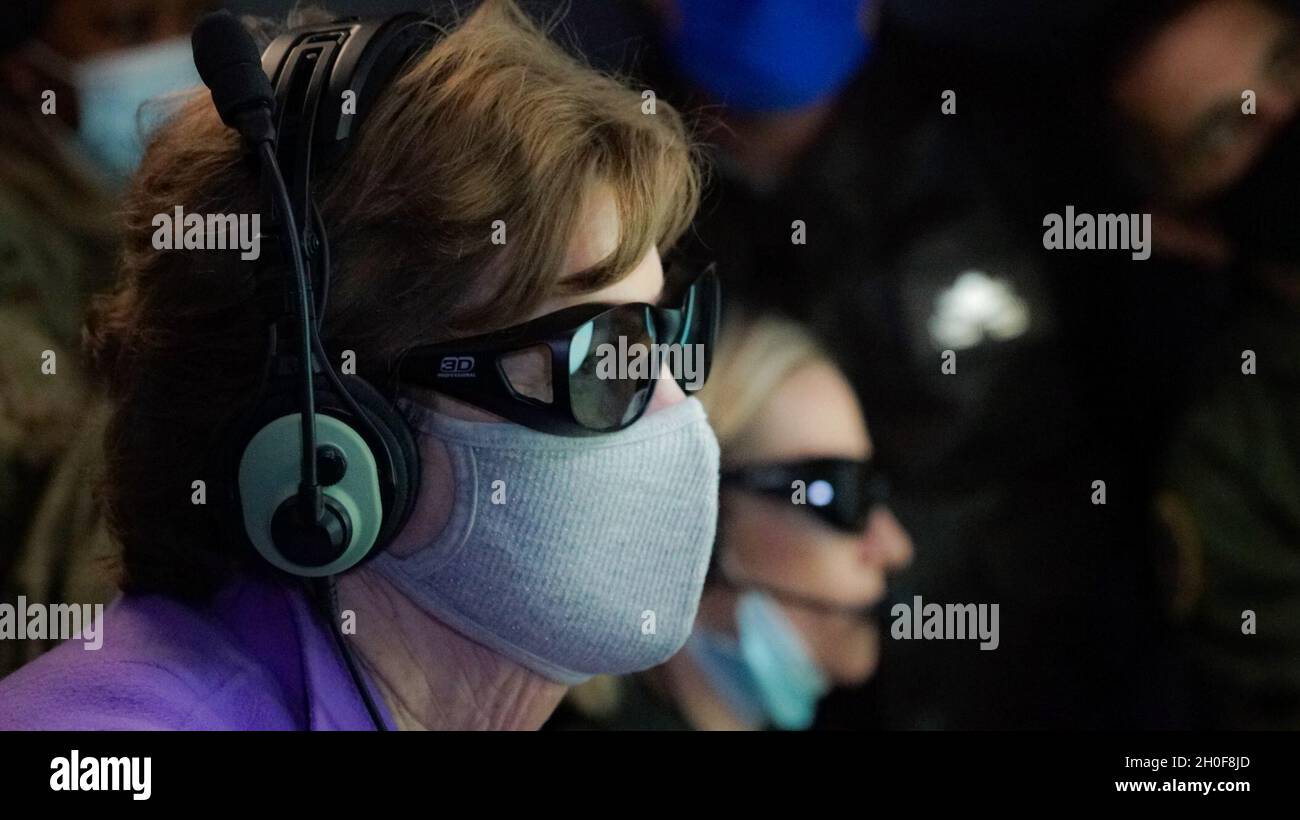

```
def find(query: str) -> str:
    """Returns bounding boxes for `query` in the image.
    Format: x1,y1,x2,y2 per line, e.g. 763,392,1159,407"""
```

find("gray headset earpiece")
239,413,385,577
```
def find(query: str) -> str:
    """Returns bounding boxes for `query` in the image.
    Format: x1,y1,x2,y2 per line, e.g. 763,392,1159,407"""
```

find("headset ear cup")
322,377,419,553
230,376,417,576
239,409,380,576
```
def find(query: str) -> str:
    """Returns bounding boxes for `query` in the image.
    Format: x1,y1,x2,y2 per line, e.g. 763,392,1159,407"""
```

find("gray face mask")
372,396,720,684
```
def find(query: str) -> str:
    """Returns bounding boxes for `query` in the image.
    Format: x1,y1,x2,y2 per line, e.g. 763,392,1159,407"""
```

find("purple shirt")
0,573,395,730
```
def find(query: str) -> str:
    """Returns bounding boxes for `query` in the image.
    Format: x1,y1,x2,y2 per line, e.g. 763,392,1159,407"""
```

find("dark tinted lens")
820,463,888,533
727,459,886,534
672,266,719,393
568,305,656,432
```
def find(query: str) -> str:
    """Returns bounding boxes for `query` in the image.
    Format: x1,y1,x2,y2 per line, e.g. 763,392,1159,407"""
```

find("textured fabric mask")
686,590,829,730
372,396,720,684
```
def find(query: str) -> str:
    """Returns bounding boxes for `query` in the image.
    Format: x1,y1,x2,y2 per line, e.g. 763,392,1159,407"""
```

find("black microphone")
193,11,336,551
192,10,277,145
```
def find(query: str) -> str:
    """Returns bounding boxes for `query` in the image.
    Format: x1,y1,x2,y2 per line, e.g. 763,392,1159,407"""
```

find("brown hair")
85,0,701,599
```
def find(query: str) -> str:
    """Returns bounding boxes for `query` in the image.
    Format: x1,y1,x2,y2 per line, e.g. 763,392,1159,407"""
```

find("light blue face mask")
686,590,829,730
663,0,872,114
73,37,201,181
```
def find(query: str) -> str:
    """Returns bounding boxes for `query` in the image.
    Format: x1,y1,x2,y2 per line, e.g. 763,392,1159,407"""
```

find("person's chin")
827,614,881,686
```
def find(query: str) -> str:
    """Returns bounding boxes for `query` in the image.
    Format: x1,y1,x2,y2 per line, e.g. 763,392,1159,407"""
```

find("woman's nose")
860,506,913,570
644,363,687,415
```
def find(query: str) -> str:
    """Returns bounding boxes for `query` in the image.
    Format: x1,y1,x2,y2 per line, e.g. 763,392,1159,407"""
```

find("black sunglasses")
392,264,719,436
721,458,890,534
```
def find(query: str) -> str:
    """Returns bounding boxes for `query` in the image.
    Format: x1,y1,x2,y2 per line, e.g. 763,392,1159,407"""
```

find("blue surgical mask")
663,0,872,113
686,590,829,730
73,37,201,181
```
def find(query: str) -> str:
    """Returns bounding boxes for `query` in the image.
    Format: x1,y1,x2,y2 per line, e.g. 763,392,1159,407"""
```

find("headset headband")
261,13,441,253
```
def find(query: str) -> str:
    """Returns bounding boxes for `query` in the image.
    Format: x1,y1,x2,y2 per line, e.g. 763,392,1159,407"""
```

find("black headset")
193,11,452,580
192,10,456,729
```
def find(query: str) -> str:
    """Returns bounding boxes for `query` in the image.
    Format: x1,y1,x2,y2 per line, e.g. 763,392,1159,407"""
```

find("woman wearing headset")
0,0,719,730
551,312,912,730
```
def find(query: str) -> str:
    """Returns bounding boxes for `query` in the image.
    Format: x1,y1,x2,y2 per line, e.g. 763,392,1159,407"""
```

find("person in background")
1157,114,1300,729
0,0,213,676
7,0,211,183
1108,0,1300,266
549,313,912,730
550,0,1300,729
1100,0,1300,728
551,0,880,305
858,0,1300,731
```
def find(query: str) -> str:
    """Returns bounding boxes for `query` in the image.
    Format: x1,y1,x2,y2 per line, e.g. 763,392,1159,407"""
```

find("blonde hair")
697,311,831,459
565,314,834,723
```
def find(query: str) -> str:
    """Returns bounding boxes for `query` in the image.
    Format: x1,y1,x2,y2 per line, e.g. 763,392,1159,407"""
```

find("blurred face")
1114,0,1300,205
1,0,213,133
719,361,912,685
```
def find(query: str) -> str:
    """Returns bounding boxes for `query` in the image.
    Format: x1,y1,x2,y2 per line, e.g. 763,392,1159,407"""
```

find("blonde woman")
553,311,912,730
